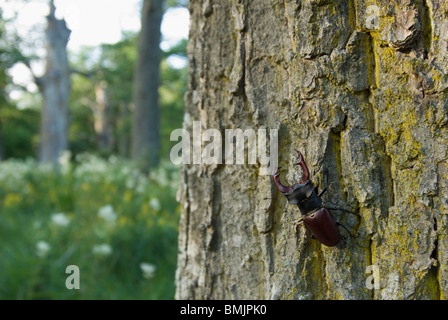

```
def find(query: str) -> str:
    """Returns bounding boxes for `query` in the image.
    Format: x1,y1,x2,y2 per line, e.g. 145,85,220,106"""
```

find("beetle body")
273,151,341,247
302,208,340,247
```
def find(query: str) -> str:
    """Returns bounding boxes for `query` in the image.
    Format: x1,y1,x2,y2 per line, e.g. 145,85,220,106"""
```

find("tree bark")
131,0,164,168
175,0,448,300
38,0,71,165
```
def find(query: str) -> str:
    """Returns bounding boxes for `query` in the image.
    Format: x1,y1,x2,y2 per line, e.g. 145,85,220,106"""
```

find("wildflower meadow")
0,153,180,299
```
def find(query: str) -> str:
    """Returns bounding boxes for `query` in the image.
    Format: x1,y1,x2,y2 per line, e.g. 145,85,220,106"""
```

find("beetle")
273,150,359,247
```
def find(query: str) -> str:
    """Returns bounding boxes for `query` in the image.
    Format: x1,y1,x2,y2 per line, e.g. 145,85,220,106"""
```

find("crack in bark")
419,0,433,59
431,204,442,298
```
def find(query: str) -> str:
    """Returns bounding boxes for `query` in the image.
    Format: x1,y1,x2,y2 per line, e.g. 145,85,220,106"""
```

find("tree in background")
131,0,164,169
69,33,137,157
0,7,9,160
2,0,187,164
6,0,71,165
0,7,40,161
68,33,186,161
35,0,71,165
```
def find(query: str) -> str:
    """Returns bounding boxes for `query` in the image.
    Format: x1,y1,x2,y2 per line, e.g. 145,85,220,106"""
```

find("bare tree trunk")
176,0,448,300
38,0,71,165
131,0,164,168
93,81,113,151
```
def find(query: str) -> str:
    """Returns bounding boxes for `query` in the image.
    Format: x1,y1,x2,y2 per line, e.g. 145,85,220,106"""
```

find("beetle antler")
273,167,293,193
294,150,309,184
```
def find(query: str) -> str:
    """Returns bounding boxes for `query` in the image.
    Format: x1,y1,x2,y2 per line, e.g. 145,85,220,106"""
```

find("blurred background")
0,0,188,299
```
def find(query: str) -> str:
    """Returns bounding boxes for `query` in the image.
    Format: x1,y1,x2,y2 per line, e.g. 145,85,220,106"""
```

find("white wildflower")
120,166,131,176
139,262,157,279
148,198,161,211
151,168,169,187
92,243,113,256
58,150,71,168
98,205,117,222
125,169,144,189
51,212,70,227
73,153,108,180
36,240,51,257
135,176,148,194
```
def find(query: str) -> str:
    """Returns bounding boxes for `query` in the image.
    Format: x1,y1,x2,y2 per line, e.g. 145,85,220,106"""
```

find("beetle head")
272,150,315,205
272,150,310,192
273,168,293,193
294,150,309,184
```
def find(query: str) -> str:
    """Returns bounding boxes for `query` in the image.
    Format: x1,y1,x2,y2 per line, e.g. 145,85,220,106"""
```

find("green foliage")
0,105,40,159
68,32,187,160
0,5,187,299
0,155,180,299
0,7,41,160
165,0,188,9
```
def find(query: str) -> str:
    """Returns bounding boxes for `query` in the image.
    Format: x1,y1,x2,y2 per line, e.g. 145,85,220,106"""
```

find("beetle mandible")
273,150,358,247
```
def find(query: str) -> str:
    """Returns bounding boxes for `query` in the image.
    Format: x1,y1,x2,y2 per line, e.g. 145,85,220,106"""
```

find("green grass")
0,154,180,299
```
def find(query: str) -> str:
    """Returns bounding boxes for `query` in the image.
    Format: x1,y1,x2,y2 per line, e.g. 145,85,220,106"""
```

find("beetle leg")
317,187,327,197
328,207,361,239
336,222,359,239
294,150,310,183
317,169,328,197
273,167,293,193
326,207,361,222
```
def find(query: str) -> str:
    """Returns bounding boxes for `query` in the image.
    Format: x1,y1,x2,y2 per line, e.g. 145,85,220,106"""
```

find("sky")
1,0,190,95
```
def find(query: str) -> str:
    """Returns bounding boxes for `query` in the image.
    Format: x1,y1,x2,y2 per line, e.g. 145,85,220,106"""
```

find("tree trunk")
93,81,113,152
175,0,448,300
38,0,71,165
131,0,164,168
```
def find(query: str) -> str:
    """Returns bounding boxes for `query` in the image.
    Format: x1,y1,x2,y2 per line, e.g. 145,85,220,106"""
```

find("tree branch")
69,68,94,79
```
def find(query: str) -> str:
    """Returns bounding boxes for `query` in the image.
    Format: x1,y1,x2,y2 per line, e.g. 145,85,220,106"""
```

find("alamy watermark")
365,264,402,293
365,264,381,290
65,265,80,290
170,121,278,176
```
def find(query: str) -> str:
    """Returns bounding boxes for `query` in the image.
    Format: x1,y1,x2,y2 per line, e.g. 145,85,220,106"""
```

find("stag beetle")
273,150,359,247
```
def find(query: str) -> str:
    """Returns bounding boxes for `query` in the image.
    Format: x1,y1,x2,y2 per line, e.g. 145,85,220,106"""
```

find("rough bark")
131,0,164,167
175,0,448,300
38,1,71,164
